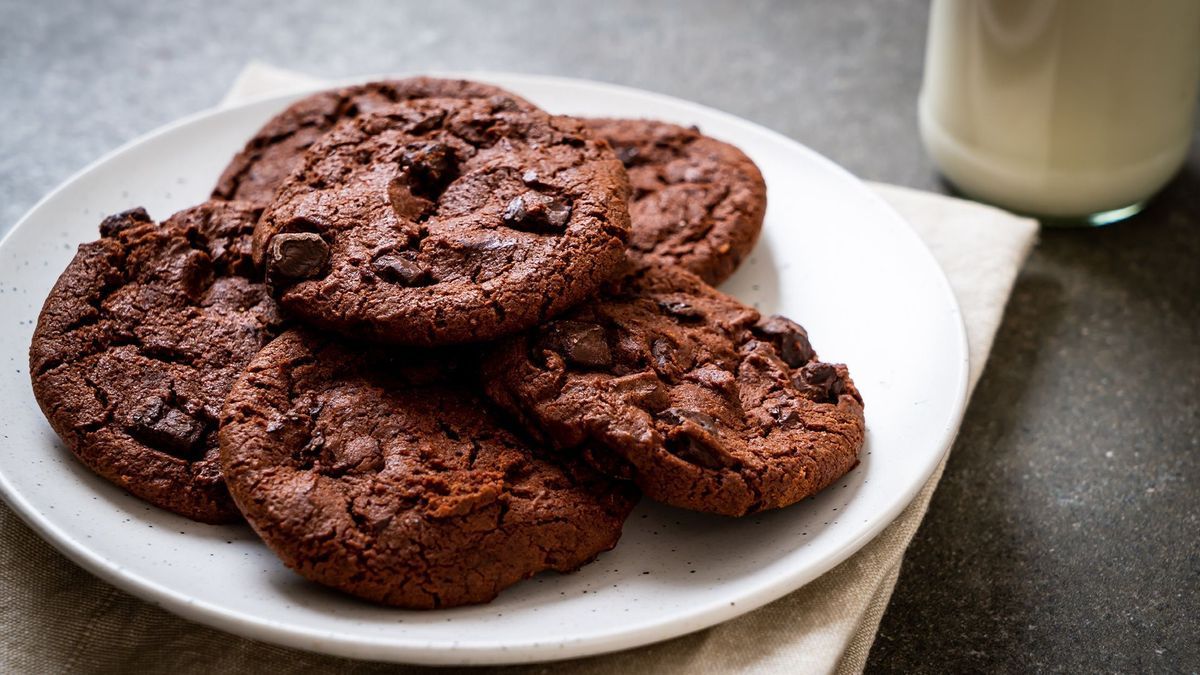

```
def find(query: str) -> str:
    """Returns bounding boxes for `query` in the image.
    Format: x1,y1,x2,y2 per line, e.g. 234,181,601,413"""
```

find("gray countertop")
1,1,1196,671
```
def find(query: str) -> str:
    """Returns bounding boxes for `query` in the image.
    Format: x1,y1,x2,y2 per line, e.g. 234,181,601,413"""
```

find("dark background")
1,1,1196,672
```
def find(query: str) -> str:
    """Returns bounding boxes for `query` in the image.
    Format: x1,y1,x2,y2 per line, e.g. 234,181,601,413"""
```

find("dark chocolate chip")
502,192,572,232
99,207,152,238
539,320,612,368
400,141,456,192
488,95,521,112
615,145,639,166
267,232,329,279
754,315,815,367
545,201,572,228
128,396,206,459
388,176,435,221
372,252,432,286
660,407,719,435
768,403,802,428
651,338,679,372
406,109,447,135
502,195,527,222
658,299,705,322
795,361,844,403
294,431,325,470
659,408,734,469
665,436,731,470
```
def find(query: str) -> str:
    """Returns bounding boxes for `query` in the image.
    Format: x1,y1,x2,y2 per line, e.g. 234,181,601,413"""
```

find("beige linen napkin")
0,63,1037,674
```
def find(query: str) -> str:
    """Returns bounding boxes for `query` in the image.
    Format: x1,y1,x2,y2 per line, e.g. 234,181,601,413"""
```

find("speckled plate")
0,74,968,665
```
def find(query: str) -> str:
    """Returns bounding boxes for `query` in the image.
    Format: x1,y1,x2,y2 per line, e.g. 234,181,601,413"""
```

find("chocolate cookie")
219,329,638,608
483,266,864,517
584,118,767,285
214,78,536,207
255,98,631,346
29,202,284,523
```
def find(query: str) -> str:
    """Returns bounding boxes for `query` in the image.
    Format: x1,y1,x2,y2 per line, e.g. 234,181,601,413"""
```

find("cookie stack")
29,78,865,609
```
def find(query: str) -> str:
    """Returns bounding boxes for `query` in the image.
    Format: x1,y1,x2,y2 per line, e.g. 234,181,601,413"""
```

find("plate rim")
0,71,970,665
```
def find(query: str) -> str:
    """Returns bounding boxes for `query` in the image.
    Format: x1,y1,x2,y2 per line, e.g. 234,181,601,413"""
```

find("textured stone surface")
1,0,1196,671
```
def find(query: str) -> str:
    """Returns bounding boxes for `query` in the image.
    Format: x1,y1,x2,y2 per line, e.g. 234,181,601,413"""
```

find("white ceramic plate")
0,74,968,665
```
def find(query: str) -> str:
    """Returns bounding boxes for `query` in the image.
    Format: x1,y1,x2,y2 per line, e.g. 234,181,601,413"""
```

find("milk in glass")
920,0,1200,223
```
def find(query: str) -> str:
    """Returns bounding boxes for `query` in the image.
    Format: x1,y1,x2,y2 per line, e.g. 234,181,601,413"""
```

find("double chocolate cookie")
483,266,864,517
585,119,767,285
219,329,638,608
29,202,284,523
214,77,535,207
255,98,631,345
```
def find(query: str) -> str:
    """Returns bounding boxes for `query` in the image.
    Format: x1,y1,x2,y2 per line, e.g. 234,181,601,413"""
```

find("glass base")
937,178,1147,228
1039,201,1147,228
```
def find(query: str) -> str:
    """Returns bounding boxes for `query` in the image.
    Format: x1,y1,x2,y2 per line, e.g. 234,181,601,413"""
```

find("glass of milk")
919,0,1200,225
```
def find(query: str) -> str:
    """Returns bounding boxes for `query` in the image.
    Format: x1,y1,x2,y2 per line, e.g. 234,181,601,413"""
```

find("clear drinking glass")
920,0,1200,226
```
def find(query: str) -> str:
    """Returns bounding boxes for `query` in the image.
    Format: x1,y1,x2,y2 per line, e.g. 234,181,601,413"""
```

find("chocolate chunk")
372,252,432,286
608,372,670,412
660,407,719,435
487,95,522,112
658,299,704,321
128,396,206,459
614,145,639,166
754,315,815,367
651,339,671,370
400,141,456,193
539,320,612,367
659,408,733,469
99,207,152,238
388,176,435,221
406,110,448,135
795,362,845,403
502,196,527,222
664,436,731,470
267,233,329,279
767,402,802,428
502,192,573,232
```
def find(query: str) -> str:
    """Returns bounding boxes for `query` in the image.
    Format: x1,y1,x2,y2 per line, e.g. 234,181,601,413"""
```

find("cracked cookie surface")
584,118,766,285
255,98,631,345
29,202,284,523
218,329,638,608
213,77,536,207
483,266,864,517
